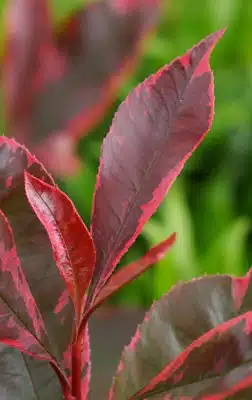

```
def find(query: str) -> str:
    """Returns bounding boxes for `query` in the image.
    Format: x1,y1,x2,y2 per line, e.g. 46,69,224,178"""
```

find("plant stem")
50,362,74,400
71,333,83,400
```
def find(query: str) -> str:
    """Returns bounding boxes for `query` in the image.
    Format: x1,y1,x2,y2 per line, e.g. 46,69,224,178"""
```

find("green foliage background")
2,0,252,306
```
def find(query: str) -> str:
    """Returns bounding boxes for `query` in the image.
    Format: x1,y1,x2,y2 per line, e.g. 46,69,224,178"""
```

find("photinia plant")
2,0,160,175
2,28,251,399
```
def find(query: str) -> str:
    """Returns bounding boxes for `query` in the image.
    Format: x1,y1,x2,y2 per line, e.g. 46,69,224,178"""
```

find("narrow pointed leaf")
91,233,176,310
24,172,96,321
110,268,252,399
90,29,225,297
3,0,160,175
0,137,74,389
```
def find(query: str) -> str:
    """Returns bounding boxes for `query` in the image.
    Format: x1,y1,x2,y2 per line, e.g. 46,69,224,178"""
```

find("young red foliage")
3,0,160,175
111,269,252,399
24,171,96,324
0,135,176,398
129,312,252,399
5,28,252,400
0,208,73,399
0,137,74,395
89,28,224,301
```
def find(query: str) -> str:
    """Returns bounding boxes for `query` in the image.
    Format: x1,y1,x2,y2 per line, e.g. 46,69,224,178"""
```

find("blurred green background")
2,0,252,307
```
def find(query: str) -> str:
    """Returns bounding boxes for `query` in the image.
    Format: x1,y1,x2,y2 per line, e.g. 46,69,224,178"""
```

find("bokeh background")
1,0,252,307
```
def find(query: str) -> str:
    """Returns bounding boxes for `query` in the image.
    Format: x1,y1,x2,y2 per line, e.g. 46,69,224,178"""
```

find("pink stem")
71,334,83,400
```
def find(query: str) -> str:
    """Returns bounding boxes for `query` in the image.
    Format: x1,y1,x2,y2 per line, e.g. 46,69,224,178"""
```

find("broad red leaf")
110,268,252,399
90,29,225,299
3,0,160,175
24,172,96,323
131,313,252,399
0,137,74,393
0,210,72,397
90,232,176,311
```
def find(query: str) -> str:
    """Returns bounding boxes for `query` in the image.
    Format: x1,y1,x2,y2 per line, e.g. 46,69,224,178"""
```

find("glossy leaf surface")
0,137,74,395
25,172,95,321
3,0,160,175
111,268,252,399
90,29,224,297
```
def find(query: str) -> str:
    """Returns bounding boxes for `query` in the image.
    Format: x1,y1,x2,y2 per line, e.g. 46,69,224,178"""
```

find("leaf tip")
170,232,177,244
209,27,226,50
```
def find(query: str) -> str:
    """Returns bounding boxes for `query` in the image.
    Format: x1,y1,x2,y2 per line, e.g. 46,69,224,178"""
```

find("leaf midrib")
96,45,208,288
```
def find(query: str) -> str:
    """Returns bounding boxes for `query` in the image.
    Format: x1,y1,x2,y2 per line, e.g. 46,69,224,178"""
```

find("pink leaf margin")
90,28,225,299
24,171,96,322
129,311,252,400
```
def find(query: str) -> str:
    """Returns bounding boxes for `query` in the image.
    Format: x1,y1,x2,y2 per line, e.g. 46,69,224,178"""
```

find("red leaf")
0,209,73,397
0,137,74,385
91,232,176,309
0,209,47,356
24,172,96,322
130,312,252,399
110,268,252,399
3,0,160,175
90,29,225,298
